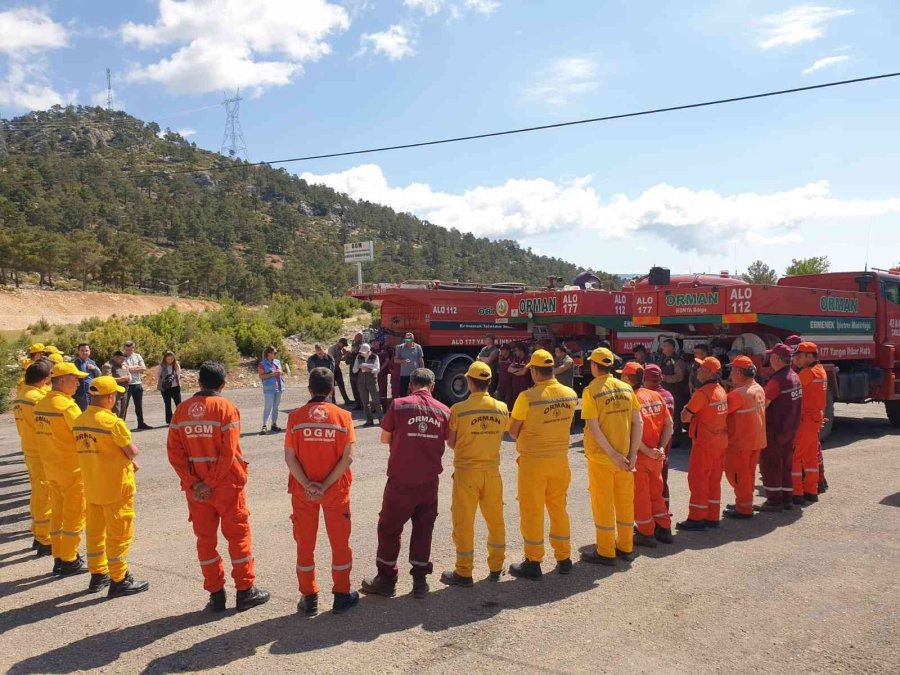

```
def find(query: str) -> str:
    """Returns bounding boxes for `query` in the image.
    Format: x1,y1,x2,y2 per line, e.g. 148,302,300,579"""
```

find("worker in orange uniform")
791,342,827,505
284,367,358,617
13,359,53,556
34,362,89,575
167,361,270,612
441,361,509,587
677,356,728,531
74,375,150,597
618,361,674,547
579,348,643,565
722,356,767,520
507,349,577,579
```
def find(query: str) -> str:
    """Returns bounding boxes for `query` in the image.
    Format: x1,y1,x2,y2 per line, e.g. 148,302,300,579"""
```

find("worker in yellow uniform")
34,362,89,576
441,361,509,587
580,348,643,566
74,376,151,597
13,359,53,556
17,343,46,388
508,349,578,580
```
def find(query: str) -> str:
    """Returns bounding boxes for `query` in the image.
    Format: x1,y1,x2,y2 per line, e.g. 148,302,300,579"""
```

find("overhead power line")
151,70,900,176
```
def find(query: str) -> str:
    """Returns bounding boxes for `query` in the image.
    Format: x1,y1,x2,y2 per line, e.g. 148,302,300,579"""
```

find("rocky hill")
0,106,614,303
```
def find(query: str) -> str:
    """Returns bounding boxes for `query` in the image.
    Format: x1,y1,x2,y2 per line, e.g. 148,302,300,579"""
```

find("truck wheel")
439,361,470,406
886,400,900,428
819,387,835,441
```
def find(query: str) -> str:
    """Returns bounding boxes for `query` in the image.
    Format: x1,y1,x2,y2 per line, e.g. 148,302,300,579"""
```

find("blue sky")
1,1,899,277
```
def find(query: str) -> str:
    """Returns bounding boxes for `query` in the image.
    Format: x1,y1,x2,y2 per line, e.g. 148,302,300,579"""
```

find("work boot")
654,525,674,544
725,504,736,511
360,576,396,597
260,425,268,435
818,478,829,493
270,424,282,433
783,502,793,511
758,500,783,513
235,586,270,611
616,549,635,562
508,560,542,580
440,570,474,587
412,577,429,599
705,520,720,529
332,591,359,614
207,589,227,612
87,573,110,593
362,421,375,428
555,558,573,575
35,542,52,557
804,493,819,504
136,423,153,431
634,532,657,548
298,593,318,617
31,538,40,551
792,495,806,506
488,569,504,582
52,558,62,575
675,519,707,531
580,550,616,566
724,509,752,520
58,555,89,576
107,572,150,598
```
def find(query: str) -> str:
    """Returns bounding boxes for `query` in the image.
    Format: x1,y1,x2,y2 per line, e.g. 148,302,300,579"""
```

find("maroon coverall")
760,367,802,504
376,389,450,582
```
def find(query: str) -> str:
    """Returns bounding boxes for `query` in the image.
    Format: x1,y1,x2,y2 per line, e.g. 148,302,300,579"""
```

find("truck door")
882,278,900,366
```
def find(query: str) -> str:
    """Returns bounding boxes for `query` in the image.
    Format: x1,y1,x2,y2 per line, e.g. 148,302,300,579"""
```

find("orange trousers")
186,486,255,593
724,447,761,515
291,491,352,596
792,418,821,496
634,454,670,536
687,443,725,522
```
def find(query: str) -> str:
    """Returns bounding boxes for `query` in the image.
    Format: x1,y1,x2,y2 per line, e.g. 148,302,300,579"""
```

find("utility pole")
0,110,7,160
221,89,248,159
106,68,113,111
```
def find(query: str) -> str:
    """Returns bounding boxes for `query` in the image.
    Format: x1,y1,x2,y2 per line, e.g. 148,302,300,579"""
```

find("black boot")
634,532,658,548
360,576,397,597
792,495,806,506
107,572,150,598
298,593,318,617
508,560,542,580
555,558,573,575
488,569,504,581
58,555,89,576
654,525,674,544
580,550,616,566
235,586,270,611
675,519,707,531
440,570,474,587
207,589,227,612
52,557,62,575
88,573,111,593
35,542,52,557
31,538,40,551
804,493,819,503
412,577,429,599
332,591,359,614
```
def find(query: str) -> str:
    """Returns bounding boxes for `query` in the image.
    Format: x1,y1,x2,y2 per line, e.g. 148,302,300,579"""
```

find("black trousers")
334,367,352,405
161,386,182,424
123,384,145,426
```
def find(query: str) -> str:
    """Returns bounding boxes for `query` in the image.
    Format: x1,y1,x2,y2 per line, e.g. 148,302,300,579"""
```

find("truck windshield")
883,281,900,306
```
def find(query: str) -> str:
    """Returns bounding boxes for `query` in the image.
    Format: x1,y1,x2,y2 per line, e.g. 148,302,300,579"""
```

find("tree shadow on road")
0,590,105,638
0,571,62,599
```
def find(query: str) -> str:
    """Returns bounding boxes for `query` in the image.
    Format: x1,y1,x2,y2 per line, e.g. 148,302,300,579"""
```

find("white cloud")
123,0,350,95
802,54,850,74
300,164,900,255
526,57,599,106
757,5,853,50
463,0,501,15
0,58,76,110
404,0,444,16
405,0,499,16
0,8,67,54
359,24,414,61
177,127,196,137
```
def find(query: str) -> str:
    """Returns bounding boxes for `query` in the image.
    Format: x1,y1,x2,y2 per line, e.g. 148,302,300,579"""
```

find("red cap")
731,355,754,370
784,335,802,347
617,361,644,377
796,341,818,354
766,343,793,361
644,363,662,375
695,356,721,373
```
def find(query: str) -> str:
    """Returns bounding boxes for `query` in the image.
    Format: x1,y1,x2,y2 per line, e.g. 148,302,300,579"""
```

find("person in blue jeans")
258,345,284,434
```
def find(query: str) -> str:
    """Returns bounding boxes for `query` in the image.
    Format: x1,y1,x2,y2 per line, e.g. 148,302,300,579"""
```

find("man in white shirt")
122,340,152,431
353,344,383,427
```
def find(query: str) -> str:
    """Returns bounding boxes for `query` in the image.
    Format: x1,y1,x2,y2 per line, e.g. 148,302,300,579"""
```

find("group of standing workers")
12,332,829,616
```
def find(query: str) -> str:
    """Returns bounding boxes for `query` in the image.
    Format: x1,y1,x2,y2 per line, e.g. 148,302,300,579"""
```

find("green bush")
179,332,240,369
27,318,51,333
0,337,24,413
292,315,343,341
231,314,284,359
87,319,167,365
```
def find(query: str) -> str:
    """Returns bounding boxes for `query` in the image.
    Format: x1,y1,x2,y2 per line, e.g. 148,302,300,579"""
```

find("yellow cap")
526,349,555,368
46,352,64,364
29,343,45,355
465,361,493,381
20,357,33,370
589,347,615,366
89,375,125,396
50,362,87,379
43,345,61,355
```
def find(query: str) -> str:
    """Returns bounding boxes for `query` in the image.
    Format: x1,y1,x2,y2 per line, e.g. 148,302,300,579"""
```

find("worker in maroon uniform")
659,339,688,447
496,344,512,407
361,368,450,600
643,364,675,511
508,344,531,405
759,344,803,512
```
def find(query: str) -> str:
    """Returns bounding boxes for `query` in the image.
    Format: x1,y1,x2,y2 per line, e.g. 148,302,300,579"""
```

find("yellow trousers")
451,468,505,577
86,495,135,582
48,477,85,562
588,460,635,558
23,453,52,545
517,455,571,563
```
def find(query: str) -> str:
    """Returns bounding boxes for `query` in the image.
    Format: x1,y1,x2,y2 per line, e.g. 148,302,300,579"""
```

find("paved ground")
1,388,898,674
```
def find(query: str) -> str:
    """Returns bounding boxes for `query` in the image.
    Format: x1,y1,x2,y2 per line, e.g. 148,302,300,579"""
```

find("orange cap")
617,361,644,377
731,355,754,370
796,341,818,354
695,356,721,373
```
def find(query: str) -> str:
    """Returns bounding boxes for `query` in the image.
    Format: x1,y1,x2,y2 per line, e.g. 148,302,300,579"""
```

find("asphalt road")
1,388,898,674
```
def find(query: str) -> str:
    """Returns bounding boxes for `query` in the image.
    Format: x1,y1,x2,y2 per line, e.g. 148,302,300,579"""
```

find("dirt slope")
0,288,219,330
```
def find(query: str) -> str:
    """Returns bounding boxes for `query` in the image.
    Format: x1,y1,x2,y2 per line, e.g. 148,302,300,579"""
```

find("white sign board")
344,241,374,263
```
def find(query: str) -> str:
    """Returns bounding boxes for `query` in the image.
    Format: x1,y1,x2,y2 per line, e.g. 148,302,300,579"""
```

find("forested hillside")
0,106,608,303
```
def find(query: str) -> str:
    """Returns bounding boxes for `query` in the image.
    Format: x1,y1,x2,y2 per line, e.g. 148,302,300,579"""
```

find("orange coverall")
167,393,256,593
284,397,355,597
634,388,672,536
725,382,767,515
685,382,729,522
793,364,827,496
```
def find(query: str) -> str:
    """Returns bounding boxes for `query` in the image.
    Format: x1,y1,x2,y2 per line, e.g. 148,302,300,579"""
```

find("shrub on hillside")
231,314,284,359
292,315,343,341
87,319,166,365
179,332,240,369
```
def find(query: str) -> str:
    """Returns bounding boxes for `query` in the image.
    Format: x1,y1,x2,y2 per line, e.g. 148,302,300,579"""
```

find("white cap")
360,343,371,354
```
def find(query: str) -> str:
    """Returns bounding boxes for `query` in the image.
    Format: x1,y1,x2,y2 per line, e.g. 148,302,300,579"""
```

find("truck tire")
819,387,835,441
438,360,471,406
886,400,900,428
